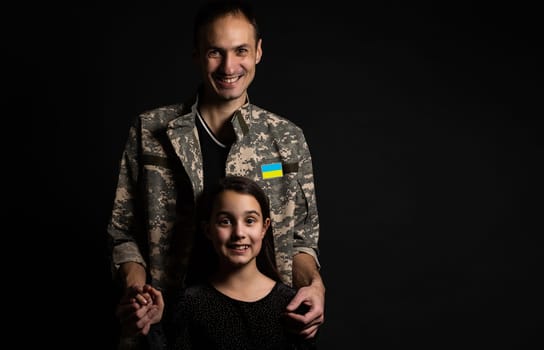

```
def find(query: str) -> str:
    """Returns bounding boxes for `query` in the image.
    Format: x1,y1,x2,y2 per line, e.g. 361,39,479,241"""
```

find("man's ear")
255,39,262,64
192,49,198,64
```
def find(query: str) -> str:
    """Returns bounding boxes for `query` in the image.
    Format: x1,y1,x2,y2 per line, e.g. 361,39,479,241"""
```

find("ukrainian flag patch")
261,162,283,179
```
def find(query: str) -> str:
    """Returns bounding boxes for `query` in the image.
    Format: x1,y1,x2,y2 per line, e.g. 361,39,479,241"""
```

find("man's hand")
284,252,326,339
284,282,325,339
116,284,164,336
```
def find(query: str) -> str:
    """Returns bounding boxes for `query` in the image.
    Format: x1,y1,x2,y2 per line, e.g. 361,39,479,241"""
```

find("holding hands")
115,284,164,337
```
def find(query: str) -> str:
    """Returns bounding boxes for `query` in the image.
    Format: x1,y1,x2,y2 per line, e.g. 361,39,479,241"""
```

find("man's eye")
208,50,221,58
237,48,249,55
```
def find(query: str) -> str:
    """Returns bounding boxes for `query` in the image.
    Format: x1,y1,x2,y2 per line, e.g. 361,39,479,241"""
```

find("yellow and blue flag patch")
261,162,283,179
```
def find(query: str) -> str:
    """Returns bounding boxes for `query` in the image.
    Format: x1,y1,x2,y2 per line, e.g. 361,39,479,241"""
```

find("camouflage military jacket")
108,94,320,290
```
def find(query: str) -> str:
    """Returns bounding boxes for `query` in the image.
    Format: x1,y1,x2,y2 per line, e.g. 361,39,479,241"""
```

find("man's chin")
217,91,244,102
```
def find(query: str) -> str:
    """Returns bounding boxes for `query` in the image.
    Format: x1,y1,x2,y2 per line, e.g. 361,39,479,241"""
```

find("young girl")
132,176,316,349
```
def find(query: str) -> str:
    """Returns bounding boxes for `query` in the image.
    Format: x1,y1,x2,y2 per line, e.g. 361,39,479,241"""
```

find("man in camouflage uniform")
109,1,325,348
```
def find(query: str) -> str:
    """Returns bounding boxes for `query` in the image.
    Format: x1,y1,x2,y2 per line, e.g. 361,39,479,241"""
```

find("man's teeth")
221,77,238,83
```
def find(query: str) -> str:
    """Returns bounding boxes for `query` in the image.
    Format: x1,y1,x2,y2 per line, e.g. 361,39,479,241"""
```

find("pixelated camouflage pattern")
108,94,320,291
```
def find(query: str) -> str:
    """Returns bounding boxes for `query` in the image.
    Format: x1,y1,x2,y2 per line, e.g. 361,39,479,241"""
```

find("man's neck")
198,93,247,143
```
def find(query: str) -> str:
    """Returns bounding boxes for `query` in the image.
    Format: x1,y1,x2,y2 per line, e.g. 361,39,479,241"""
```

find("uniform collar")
189,92,252,138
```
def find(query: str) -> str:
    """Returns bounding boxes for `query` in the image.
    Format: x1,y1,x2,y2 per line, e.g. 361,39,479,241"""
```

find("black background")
6,1,542,348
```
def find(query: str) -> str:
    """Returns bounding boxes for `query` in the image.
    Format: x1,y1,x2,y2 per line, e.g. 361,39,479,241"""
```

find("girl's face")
206,189,270,268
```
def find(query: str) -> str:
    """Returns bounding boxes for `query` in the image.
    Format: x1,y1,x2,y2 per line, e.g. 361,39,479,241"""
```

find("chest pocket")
256,161,299,215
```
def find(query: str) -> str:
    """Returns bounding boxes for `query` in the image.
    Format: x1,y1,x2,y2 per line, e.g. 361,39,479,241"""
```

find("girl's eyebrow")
215,209,261,216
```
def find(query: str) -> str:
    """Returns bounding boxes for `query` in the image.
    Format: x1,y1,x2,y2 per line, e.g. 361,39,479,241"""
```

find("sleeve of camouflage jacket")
107,116,148,276
292,129,321,268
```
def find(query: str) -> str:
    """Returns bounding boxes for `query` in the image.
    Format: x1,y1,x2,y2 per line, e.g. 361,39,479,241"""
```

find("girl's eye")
246,217,256,224
218,217,231,225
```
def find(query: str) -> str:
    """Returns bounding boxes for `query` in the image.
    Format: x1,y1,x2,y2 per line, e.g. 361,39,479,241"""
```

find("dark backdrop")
6,1,542,348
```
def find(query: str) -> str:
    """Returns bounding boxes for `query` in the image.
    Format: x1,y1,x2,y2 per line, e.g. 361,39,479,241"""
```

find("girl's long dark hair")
185,175,280,286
